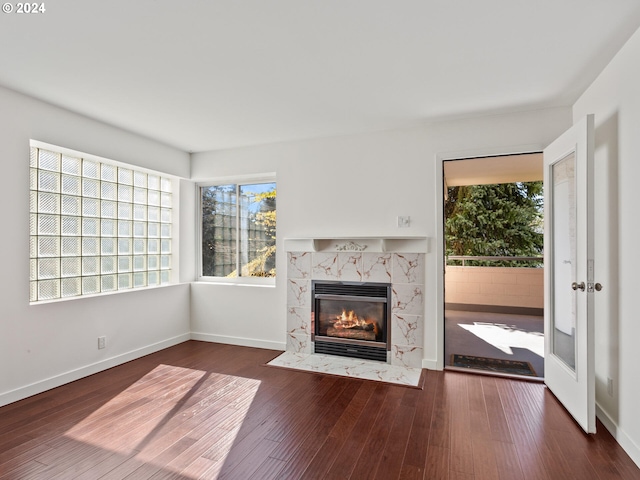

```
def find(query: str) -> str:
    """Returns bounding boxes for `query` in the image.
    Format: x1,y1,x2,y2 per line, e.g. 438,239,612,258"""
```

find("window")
200,181,276,279
30,143,173,303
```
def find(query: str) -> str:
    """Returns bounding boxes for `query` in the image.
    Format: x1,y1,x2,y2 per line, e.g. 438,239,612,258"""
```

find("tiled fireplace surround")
286,239,426,369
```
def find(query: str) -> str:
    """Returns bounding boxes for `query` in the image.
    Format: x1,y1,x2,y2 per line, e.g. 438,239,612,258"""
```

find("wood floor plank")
0,341,638,480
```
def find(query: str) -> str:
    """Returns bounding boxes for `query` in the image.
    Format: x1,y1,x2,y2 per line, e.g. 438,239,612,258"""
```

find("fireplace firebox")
312,280,391,362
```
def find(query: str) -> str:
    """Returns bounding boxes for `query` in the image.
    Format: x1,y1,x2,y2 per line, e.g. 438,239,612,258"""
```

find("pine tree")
445,181,543,266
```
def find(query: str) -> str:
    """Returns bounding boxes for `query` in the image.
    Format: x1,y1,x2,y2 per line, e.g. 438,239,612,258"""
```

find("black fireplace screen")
312,280,391,361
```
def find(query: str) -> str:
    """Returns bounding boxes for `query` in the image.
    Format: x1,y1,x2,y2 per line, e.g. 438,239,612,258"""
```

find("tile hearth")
267,351,423,387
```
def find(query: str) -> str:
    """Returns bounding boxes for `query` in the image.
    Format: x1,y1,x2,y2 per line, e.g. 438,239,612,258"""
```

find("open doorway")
443,153,545,379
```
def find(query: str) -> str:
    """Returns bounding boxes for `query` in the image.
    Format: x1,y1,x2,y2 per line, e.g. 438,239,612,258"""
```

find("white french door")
543,114,596,433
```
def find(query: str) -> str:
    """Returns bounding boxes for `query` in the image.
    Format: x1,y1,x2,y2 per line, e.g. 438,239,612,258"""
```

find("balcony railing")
447,255,543,267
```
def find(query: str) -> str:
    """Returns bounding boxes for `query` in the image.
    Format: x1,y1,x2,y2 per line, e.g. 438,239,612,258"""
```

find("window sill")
194,277,276,288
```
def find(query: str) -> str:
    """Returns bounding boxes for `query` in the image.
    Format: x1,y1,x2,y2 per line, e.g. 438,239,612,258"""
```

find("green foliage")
445,182,543,267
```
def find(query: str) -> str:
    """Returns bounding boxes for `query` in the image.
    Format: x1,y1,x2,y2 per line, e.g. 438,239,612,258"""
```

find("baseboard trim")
0,333,191,408
422,358,441,370
596,403,640,469
191,332,286,351
446,303,544,317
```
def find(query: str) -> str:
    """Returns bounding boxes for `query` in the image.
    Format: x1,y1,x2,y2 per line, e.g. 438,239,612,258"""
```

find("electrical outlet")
607,377,614,396
98,336,106,349
397,216,411,228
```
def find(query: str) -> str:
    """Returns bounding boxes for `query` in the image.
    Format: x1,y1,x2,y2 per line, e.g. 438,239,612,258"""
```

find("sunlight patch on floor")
458,322,544,357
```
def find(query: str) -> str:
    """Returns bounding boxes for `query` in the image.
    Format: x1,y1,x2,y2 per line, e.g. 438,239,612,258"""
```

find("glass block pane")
82,276,100,295
61,257,81,277
38,215,60,235
82,237,99,256
101,256,117,274
148,206,160,222
148,240,159,255
148,190,160,206
160,177,172,192
101,275,117,292
160,255,171,270
118,238,132,255
101,182,117,200
148,270,159,286
39,170,60,193
39,149,60,172
30,191,38,213
134,272,147,288
101,238,116,255
133,204,147,221
61,237,81,257
133,239,146,254
118,220,132,237
30,214,37,236
101,164,117,182
133,255,146,271
30,147,38,167
133,187,147,204
82,257,99,276
148,255,159,270
61,195,81,216
118,167,133,185
133,222,147,238
38,279,60,300
160,224,171,238
118,203,132,220
118,273,132,289
161,240,171,255
61,174,81,195
82,218,99,236
82,198,100,217
38,236,60,257
38,192,59,214
61,277,81,298
61,216,81,236
118,256,132,272
62,155,81,176
82,178,100,198
118,185,133,203
101,219,116,237
161,208,171,223
30,281,37,302
38,258,60,279
30,168,38,190
83,159,99,179
160,270,170,284
161,192,172,208
101,200,117,219
148,174,160,190
134,171,147,187
30,259,37,281
148,223,159,238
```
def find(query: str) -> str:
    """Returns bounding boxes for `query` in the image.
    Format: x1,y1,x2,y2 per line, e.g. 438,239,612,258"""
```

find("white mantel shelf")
284,236,430,253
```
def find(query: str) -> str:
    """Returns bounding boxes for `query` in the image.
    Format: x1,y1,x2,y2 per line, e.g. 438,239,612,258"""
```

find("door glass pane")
551,152,576,370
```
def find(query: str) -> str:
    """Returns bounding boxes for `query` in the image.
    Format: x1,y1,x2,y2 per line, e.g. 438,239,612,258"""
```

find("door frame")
434,145,546,371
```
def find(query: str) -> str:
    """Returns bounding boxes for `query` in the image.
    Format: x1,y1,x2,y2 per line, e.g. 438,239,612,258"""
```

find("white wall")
0,86,192,407
190,107,571,367
573,26,640,466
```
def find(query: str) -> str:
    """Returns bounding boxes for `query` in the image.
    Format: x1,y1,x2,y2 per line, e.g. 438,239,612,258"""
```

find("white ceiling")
2,1,640,153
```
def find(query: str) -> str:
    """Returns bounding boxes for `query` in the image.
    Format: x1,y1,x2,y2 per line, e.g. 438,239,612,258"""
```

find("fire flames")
333,309,379,335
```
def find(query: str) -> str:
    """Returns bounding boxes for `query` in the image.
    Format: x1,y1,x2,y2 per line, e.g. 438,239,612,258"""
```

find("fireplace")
312,280,391,362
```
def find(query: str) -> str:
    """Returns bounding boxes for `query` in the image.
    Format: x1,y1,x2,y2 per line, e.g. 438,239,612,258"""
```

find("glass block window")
30,146,173,302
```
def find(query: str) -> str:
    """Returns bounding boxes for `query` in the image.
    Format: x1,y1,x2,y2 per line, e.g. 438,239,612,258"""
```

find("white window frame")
197,173,276,286
29,140,177,303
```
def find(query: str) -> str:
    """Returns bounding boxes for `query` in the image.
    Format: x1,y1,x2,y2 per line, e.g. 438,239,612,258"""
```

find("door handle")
572,281,585,291
595,283,603,291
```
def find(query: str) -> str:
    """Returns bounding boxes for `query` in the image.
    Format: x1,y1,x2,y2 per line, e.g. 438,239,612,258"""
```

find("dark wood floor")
0,341,638,479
